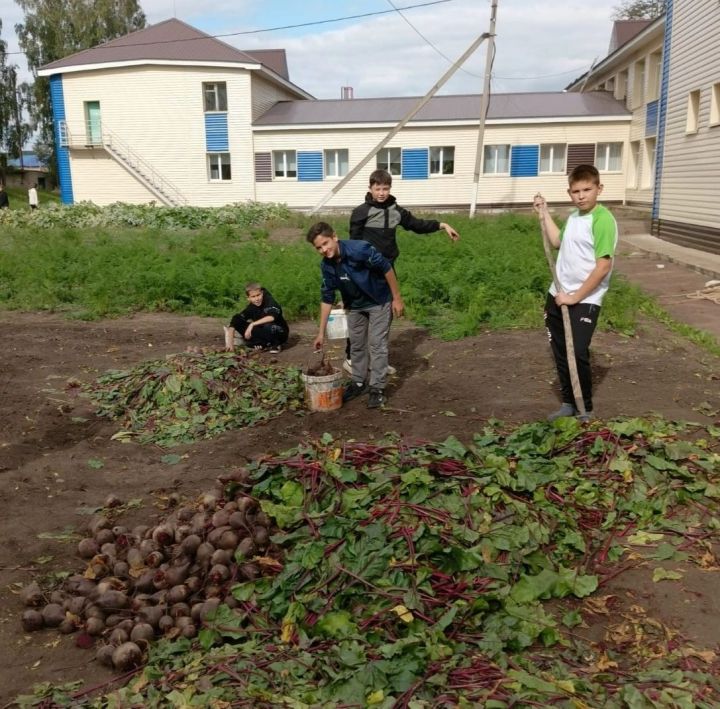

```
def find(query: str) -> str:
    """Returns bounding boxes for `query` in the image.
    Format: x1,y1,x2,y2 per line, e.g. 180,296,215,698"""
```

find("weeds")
0,207,716,347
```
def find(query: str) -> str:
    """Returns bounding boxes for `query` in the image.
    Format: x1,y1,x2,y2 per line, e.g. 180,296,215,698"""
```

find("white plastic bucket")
326,309,348,340
301,369,344,411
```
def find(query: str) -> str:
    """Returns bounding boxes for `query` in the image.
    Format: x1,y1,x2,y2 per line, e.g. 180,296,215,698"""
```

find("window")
273,150,297,178
686,90,701,133
711,83,720,126
376,147,401,175
203,82,227,112
633,59,645,108
628,140,641,189
539,144,566,173
647,51,662,102
595,142,623,172
642,138,656,189
482,144,510,174
429,146,455,175
324,149,349,178
208,153,231,181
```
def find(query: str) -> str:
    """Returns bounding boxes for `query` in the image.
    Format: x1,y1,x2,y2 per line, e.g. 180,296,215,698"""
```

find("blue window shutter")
49,74,74,205
645,100,659,137
298,151,323,181
401,148,428,179
205,114,229,151
510,145,539,177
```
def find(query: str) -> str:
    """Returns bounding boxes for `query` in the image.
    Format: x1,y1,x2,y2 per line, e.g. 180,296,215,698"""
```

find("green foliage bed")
24,417,720,707
83,350,305,446
0,203,655,340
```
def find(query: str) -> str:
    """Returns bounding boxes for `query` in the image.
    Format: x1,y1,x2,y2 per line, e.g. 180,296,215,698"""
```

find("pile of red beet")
20,469,277,672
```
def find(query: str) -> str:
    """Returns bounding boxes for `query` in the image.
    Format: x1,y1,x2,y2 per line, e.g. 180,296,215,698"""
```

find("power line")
384,0,484,79
1,0,455,56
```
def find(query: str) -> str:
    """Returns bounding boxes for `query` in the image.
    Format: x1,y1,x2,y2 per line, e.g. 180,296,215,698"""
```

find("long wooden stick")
309,31,491,214
537,207,586,417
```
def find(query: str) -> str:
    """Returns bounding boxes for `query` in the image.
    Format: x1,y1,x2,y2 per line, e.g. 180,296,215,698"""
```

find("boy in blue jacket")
307,221,404,409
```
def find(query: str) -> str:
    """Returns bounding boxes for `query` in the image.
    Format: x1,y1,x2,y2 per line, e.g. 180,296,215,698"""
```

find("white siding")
251,75,300,121
61,65,256,206
658,0,720,228
570,34,664,208
253,121,630,209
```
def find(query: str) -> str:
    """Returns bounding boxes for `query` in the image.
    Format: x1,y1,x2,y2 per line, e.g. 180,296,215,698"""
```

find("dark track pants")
544,293,600,411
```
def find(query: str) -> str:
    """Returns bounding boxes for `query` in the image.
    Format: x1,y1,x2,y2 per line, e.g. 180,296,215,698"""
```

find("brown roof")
254,91,630,126
40,18,288,81
242,49,288,80
608,20,654,53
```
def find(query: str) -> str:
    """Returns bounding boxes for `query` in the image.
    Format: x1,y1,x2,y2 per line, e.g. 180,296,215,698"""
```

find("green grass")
2,184,61,210
0,209,717,348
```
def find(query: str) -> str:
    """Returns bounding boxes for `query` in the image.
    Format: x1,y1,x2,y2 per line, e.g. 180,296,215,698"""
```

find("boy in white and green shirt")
533,164,618,421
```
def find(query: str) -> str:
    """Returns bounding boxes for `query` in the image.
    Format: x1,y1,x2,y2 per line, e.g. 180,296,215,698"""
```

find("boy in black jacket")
350,168,459,259
225,283,289,353
344,168,459,372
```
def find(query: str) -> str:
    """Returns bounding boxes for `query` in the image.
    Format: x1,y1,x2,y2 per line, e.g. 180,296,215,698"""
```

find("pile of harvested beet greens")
20,417,720,707
82,351,304,446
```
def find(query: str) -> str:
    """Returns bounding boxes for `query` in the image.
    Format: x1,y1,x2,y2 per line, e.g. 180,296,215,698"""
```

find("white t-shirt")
28,188,38,207
550,204,618,306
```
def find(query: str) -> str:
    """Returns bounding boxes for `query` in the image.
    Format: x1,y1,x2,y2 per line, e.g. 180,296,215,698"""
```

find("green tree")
15,0,146,181
0,20,31,182
612,1,666,20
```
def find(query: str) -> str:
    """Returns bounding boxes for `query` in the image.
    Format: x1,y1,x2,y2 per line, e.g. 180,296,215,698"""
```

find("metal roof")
254,91,630,126
608,20,654,54
40,18,289,81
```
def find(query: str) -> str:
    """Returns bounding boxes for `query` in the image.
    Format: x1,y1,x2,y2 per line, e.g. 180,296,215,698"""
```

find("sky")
0,0,627,98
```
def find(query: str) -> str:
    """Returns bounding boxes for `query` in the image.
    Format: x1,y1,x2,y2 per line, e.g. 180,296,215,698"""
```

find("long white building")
38,6,720,252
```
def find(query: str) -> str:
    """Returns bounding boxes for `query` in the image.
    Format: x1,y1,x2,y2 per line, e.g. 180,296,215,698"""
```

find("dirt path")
1,257,719,704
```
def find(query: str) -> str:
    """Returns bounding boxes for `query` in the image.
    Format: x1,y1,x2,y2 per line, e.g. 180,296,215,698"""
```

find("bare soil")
1,252,719,705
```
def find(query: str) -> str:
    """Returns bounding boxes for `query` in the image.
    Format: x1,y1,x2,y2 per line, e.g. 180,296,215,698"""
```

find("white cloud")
219,0,621,97
1,0,624,96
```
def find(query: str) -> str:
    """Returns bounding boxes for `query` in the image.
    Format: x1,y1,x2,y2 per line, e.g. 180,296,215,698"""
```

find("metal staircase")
58,120,188,206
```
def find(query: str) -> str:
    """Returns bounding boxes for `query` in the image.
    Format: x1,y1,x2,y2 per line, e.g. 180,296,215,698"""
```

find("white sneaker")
344,359,396,376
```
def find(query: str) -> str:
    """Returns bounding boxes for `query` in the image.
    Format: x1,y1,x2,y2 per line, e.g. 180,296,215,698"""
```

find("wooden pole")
469,0,498,218
537,204,586,418
309,31,491,214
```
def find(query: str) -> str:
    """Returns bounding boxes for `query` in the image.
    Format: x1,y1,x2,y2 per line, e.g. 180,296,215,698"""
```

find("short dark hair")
244,282,263,294
369,168,392,187
569,164,601,186
306,221,335,244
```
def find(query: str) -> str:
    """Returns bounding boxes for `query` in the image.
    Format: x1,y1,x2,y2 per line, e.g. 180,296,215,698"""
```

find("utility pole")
469,0,498,218
15,87,25,177
310,30,491,214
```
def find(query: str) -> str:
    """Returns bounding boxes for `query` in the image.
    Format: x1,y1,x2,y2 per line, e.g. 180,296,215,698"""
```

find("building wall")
656,0,720,250
251,75,300,121
252,121,630,209
60,65,257,206
573,32,664,207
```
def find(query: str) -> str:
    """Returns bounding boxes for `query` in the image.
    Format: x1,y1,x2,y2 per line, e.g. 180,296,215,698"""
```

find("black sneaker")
367,388,385,409
342,381,368,403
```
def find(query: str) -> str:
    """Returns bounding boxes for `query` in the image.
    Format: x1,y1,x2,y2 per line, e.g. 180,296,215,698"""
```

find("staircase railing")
57,120,188,206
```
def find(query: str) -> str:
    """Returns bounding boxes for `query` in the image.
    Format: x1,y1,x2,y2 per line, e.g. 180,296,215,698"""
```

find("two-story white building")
39,5,720,255
38,18,632,211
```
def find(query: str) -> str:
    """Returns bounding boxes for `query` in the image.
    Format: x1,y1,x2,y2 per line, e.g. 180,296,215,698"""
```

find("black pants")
544,293,600,411
229,315,287,348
